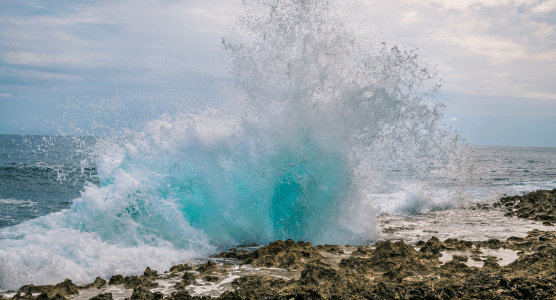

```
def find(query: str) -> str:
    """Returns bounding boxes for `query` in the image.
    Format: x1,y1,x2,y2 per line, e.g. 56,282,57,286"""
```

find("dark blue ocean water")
1,134,555,229
0,135,98,228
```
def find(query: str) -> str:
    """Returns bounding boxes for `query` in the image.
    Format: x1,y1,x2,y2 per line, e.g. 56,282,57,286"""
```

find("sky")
0,0,555,146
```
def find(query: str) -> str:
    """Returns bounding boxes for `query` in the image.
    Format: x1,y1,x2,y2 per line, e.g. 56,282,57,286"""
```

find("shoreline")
1,189,556,299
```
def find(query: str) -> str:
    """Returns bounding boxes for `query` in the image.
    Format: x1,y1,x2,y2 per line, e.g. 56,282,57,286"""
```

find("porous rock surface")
10,230,556,299
8,230,556,300
205,232,556,299
499,189,556,223
82,277,107,290
217,239,327,270
13,279,79,300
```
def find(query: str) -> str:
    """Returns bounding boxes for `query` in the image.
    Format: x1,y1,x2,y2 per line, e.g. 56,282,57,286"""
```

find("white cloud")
450,117,457,121
522,92,556,99
0,92,13,98
531,0,556,13
8,69,83,81
402,0,538,10
3,52,112,67
1,0,555,107
435,33,527,63
533,50,556,61
6,14,116,27
402,11,420,23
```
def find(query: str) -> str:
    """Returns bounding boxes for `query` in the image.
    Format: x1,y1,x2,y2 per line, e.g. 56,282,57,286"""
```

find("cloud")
402,11,420,23
402,0,538,10
7,69,83,81
3,52,112,68
0,0,231,72
356,0,555,100
1,0,555,110
0,92,13,98
522,92,556,99
450,117,457,121
6,15,116,27
531,0,556,13
435,33,527,63
533,50,556,61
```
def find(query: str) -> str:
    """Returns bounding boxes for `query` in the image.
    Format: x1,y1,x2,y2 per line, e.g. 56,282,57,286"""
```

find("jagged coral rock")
82,277,107,289
143,267,157,278
169,264,192,273
89,293,113,300
500,189,556,221
196,261,218,275
225,239,327,270
18,279,79,298
340,240,433,278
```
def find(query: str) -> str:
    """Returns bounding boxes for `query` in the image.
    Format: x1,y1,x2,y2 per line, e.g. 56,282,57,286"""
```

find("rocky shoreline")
2,189,556,300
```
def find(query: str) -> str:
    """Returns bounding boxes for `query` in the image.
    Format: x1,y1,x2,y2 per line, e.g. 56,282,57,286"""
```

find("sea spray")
0,0,466,289
222,0,466,213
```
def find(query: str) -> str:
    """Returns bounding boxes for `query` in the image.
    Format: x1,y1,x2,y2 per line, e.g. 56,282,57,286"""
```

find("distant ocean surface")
0,135,98,228
1,134,555,229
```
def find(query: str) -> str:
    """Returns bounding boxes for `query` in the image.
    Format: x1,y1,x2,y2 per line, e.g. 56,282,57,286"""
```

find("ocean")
1,133,555,290
1,136,555,230
1,0,556,292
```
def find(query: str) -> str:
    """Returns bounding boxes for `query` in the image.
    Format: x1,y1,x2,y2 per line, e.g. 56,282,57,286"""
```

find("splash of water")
0,0,465,289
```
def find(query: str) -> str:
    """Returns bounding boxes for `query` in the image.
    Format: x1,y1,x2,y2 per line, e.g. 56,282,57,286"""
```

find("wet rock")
143,267,157,278
126,287,163,300
13,293,65,300
82,277,107,289
295,264,372,297
165,291,211,300
169,264,193,273
203,275,218,282
452,254,468,262
499,189,556,222
482,256,501,271
419,236,443,257
212,236,556,299
440,260,477,276
314,244,344,254
504,245,556,277
241,239,326,270
122,275,159,289
108,275,124,285
212,248,252,259
174,272,196,290
504,230,556,252
12,231,556,300
507,236,525,242
196,260,218,274
443,238,473,250
382,225,415,234
470,248,483,261
350,246,373,255
89,293,113,300
219,275,289,300
18,279,79,298
340,240,432,278
11,292,34,300
475,238,503,249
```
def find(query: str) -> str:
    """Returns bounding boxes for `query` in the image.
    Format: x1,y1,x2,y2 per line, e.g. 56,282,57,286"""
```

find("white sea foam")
0,212,210,289
0,199,34,206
